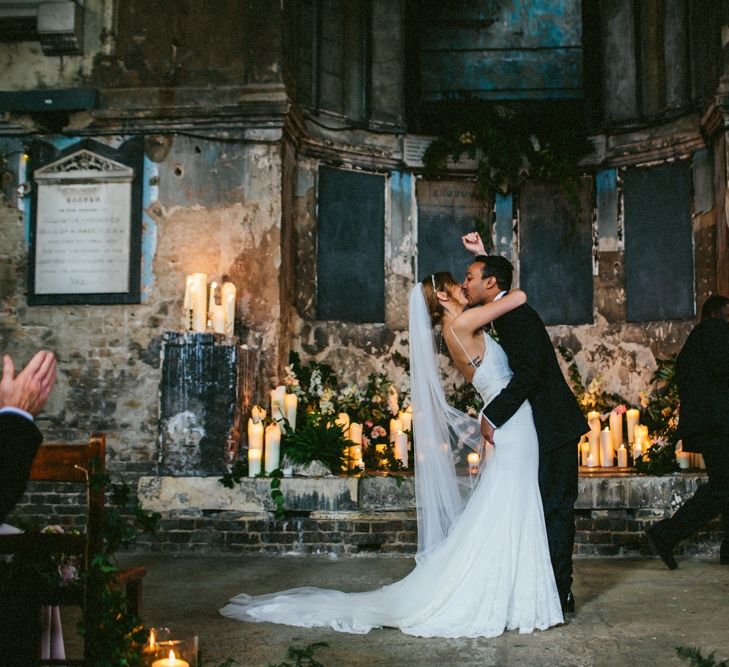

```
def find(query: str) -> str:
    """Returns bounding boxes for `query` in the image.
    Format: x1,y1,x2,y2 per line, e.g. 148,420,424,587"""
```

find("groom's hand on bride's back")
480,413,495,445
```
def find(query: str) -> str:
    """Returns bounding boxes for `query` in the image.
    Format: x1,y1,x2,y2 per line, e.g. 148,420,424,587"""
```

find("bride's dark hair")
421,272,459,325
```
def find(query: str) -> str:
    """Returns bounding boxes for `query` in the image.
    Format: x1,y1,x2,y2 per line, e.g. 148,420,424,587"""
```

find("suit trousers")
659,438,729,547
539,439,579,597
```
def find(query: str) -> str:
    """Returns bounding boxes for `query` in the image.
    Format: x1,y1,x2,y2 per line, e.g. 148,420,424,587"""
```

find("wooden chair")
0,433,146,665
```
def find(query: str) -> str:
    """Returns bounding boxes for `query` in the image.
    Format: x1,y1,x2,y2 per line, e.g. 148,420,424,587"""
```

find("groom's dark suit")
483,303,588,599
0,411,44,523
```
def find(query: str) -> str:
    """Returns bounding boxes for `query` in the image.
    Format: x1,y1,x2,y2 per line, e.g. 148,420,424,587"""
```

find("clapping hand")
462,231,486,256
0,351,57,416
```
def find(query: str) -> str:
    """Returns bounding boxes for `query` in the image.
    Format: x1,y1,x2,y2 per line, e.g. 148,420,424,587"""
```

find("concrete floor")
62,555,729,666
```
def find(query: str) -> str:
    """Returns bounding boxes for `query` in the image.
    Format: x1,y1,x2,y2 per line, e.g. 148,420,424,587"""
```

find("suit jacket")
483,303,588,453
675,317,729,452
0,412,43,523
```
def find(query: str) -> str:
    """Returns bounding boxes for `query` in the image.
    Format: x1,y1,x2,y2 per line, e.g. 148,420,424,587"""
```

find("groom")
461,233,588,614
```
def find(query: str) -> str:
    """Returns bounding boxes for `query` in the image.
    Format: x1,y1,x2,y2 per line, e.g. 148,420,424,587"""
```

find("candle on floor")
395,431,409,468
617,444,628,468
467,451,480,475
625,409,640,443
248,447,262,476
264,422,281,472
284,393,298,431
600,427,614,467
609,410,623,450
152,650,189,667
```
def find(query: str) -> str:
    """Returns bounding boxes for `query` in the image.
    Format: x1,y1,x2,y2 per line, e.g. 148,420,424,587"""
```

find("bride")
220,274,563,638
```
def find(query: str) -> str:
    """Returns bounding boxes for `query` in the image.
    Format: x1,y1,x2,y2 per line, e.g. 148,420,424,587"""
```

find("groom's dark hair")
474,255,513,291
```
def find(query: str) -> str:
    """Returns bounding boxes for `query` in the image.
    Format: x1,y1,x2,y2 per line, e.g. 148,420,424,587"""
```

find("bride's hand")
462,231,486,256
480,414,495,445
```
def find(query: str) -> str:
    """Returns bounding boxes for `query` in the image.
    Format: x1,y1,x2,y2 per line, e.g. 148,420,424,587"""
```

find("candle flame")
169,649,176,663
149,628,155,648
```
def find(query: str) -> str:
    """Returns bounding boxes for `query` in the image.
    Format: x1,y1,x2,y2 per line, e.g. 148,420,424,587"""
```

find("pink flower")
365,420,373,428
613,405,627,415
59,563,78,584
371,425,387,439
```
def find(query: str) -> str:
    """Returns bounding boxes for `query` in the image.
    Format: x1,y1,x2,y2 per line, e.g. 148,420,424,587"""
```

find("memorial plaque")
28,138,143,305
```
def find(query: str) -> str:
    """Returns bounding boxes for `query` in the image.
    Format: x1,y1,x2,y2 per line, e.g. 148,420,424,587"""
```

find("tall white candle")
270,385,286,422
284,393,298,431
211,304,225,334
264,422,281,472
587,410,601,434
581,441,590,466
617,444,628,468
348,422,362,444
189,272,208,332
389,418,402,443
588,430,600,465
248,447,262,476
348,445,363,470
395,431,408,468
247,418,264,450
609,410,623,450
625,409,640,443
676,451,691,470
335,412,350,433
221,281,236,337
399,409,413,433
600,427,614,467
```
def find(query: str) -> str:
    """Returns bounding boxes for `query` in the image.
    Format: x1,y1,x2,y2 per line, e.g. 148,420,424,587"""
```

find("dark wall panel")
416,181,489,283
624,161,694,321
519,179,593,325
317,167,385,322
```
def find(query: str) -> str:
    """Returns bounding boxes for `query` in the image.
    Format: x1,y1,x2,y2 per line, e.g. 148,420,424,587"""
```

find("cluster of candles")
143,628,197,667
246,386,298,476
580,408,648,468
335,409,412,470
245,386,412,475
182,273,236,336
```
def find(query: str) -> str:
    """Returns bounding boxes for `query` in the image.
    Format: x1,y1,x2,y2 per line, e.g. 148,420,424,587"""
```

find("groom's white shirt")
481,291,507,428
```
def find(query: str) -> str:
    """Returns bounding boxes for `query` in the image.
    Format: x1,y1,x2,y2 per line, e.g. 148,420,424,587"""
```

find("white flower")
309,369,323,397
283,364,299,388
387,385,399,416
319,387,335,415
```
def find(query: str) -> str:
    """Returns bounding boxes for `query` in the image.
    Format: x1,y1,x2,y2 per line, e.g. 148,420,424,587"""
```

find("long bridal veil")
408,285,484,558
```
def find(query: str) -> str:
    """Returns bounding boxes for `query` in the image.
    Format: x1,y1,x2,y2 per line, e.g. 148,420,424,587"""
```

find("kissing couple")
220,231,588,638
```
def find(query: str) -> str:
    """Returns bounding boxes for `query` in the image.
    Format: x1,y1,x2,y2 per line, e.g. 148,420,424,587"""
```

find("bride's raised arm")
456,289,527,333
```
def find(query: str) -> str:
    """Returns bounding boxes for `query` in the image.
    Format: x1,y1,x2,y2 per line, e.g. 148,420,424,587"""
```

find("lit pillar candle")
617,444,628,468
588,430,600,465
248,447,262,476
182,275,194,330
586,453,598,468
389,418,402,443
633,440,643,460
188,272,208,332
399,409,413,433
633,424,649,458
284,393,298,431
587,410,601,434
625,409,640,443
335,412,350,434
697,453,706,470
211,304,225,334
264,422,281,472
152,650,189,667
609,410,623,450
247,418,264,450
221,281,236,337
251,405,266,423
580,440,590,466
348,422,362,444
395,431,409,468
600,427,614,467
270,385,286,422
348,445,363,470
467,451,479,475
676,450,691,470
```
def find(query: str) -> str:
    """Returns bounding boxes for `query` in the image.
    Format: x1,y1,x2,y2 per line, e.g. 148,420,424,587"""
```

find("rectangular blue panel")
493,192,513,257
317,167,385,322
623,161,694,321
596,168,618,240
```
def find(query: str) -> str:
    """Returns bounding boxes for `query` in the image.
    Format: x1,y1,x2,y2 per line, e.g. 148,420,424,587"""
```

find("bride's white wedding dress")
219,334,563,638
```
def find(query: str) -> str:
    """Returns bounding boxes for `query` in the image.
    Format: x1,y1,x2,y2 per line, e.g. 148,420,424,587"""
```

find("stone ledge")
138,472,708,513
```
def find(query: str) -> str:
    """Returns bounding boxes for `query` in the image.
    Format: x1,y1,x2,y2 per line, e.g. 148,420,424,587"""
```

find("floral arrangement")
637,357,680,443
